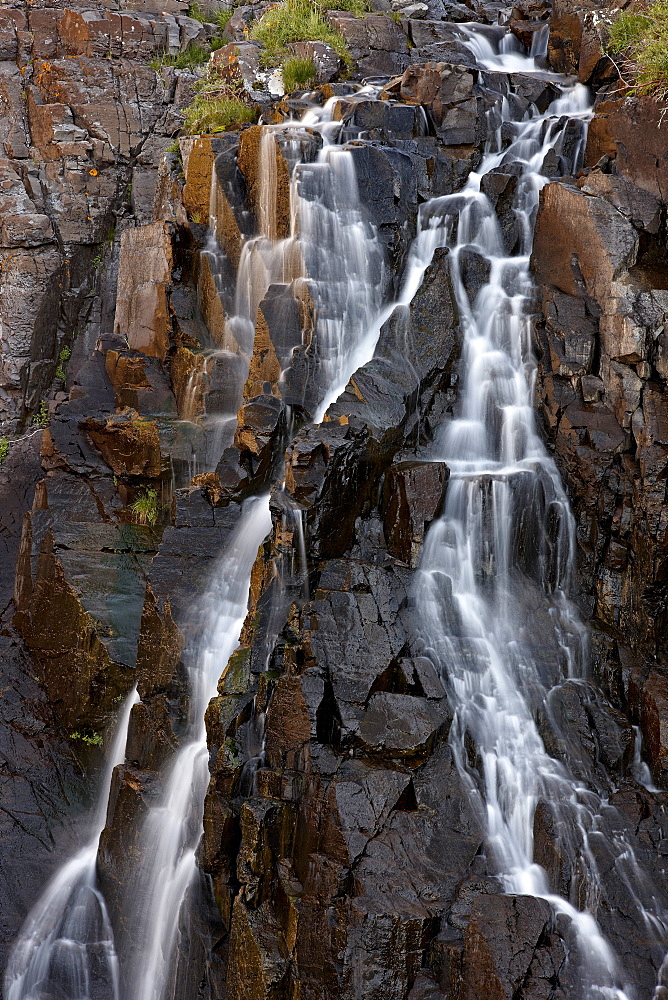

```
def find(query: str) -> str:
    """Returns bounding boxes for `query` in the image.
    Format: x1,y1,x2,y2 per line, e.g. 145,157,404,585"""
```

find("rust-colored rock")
244,307,281,400
170,346,208,421
84,410,162,477
113,223,174,360
181,135,215,222
238,125,291,241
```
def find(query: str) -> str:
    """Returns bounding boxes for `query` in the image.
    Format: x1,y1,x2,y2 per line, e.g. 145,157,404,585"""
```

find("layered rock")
532,82,668,786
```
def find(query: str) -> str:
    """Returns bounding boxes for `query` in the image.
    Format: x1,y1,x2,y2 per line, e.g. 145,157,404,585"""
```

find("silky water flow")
408,34,668,1000
108,90,387,1000
5,21,668,1000
4,688,139,1000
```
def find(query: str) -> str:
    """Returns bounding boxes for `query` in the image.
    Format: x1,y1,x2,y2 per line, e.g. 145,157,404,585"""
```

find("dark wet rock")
328,12,411,78
458,245,492,303
461,894,552,1000
400,62,487,145
284,248,459,560
481,171,520,253
382,460,448,566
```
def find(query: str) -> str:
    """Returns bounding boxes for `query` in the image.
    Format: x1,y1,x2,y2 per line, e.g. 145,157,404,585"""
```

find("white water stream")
5,688,138,1000
408,39,668,1000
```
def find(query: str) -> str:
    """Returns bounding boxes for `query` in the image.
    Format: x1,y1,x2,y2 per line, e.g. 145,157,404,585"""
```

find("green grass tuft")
251,0,354,66
608,2,668,102
282,55,317,91
150,42,211,71
130,487,159,526
0,437,8,463
182,84,258,134
33,401,50,428
55,346,71,382
188,0,207,22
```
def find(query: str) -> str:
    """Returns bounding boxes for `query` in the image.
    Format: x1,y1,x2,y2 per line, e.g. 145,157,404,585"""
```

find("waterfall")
4,687,139,1000
411,42,668,1000
110,88,388,1000
7,18,668,1000
124,496,272,1000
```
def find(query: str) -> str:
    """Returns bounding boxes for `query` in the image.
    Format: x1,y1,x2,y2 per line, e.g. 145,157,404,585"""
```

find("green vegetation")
130,486,159,526
33,401,50,428
166,139,181,154
70,731,104,747
282,55,317,91
188,0,207,22
250,0,354,66
55,346,71,382
0,437,8,463
150,42,211,71
323,0,370,12
214,7,235,32
608,1,668,101
182,83,258,134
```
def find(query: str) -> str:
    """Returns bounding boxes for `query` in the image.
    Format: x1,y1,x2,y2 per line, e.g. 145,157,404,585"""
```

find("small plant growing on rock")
33,401,50,428
70,731,104,747
608,1,668,104
0,437,8,464
188,0,207,22
131,486,159,525
55,346,71,382
282,55,317,92
182,83,258,134
150,42,212,71
251,0,353,67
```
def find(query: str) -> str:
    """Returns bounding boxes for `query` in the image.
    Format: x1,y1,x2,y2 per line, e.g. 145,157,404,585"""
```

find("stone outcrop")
531,8,668,786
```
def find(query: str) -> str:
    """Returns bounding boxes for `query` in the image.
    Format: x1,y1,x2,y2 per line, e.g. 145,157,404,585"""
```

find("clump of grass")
55,346,71,382
215,7,235,31
282,55,317,92
130,486,159,526
250,0,352,66
150,42,211,71
33,401,49,428
0,437,8,463
608,1,668,103
325,0,370,12
188,0,207,22
182,83,258,134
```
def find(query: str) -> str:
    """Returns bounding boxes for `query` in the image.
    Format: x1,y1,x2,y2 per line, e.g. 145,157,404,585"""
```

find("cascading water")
112,90,388,1000
409,37,668,1000
8,18,668,1000
125,496,272,1000
4,687,139,1000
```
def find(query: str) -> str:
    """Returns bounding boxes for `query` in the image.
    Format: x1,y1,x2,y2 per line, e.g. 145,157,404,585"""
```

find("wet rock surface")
2,0,668,996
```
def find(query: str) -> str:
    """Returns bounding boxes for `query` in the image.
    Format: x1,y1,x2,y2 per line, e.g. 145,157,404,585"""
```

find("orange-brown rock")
210,170,244,270
238,125,291,241
181,135,215,222
170,346,207,421
113,223,174,360
244,307,281,400
197,251,232,349
84,409,162,477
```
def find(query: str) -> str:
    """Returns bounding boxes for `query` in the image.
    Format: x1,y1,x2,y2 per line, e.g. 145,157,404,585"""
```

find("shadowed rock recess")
1,0,668,998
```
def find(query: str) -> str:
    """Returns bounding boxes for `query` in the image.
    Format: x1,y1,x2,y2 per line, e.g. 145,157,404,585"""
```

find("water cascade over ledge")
5,17,668,1000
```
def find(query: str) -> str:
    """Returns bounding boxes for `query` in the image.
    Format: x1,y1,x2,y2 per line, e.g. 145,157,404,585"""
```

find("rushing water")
113,82,388,1000
6,18,668,1000
409,40,668,1000
4,688,138,1000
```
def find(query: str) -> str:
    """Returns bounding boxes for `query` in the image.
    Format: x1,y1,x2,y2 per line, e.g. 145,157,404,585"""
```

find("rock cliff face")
2,0,668,997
